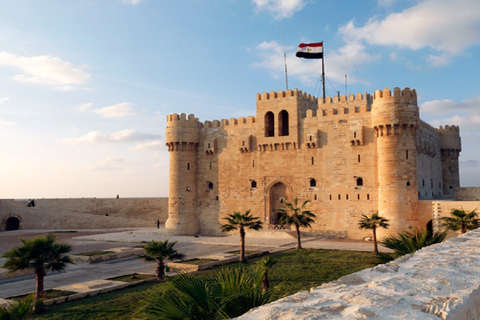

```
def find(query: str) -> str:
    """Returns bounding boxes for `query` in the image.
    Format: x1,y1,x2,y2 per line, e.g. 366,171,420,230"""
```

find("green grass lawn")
32,249,384,320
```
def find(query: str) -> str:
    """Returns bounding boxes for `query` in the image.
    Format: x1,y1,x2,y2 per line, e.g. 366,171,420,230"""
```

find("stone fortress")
1,86,479,237
164,87,479,239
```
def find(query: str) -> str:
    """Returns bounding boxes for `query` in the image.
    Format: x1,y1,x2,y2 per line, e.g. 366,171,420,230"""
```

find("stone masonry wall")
0,198,168,231
239,229,480,320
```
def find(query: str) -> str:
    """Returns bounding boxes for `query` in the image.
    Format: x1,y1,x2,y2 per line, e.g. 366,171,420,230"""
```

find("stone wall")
238,229,480,319
0,197,168,231
455,187,480,201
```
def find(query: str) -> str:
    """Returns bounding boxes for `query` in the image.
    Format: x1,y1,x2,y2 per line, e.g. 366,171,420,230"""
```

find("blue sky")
0,0,479,198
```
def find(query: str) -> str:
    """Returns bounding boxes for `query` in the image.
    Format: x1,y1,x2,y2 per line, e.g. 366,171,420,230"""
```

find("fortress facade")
165,87,461,239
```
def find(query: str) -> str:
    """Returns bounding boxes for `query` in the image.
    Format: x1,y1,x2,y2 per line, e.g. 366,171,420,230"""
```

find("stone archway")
267,181,292,226
2,215,22,231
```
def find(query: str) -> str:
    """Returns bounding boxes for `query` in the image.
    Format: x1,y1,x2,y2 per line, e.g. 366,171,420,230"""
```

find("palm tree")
441,208,479,234
380,228,447,257
258,256,277,292
358,212,389,254
277,198,316,250
138,266,284,319
140,239,185,280
221,210,263,263
0,295,36,320
1,234,72,308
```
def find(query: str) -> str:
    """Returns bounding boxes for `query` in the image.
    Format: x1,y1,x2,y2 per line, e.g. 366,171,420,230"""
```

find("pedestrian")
156,219,160,229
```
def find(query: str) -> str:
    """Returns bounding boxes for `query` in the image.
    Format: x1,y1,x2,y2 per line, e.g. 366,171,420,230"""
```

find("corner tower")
372,88,419,235
439,125,461,195
165,113,200,235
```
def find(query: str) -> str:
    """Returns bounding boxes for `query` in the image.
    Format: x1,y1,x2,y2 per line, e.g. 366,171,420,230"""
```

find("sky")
0,0,479,199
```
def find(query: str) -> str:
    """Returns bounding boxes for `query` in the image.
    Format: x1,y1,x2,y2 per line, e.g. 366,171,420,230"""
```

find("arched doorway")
426,219,433,233
269,182,289,225
6,217,20,231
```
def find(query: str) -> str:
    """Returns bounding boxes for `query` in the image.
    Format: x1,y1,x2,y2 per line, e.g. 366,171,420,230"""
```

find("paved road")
0,227,387,299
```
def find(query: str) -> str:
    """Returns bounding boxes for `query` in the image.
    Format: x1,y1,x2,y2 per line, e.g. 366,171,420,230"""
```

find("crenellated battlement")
438,125,460,133
319,92,372,106
373,87,417,105
256,89,317,104
167,113,199,123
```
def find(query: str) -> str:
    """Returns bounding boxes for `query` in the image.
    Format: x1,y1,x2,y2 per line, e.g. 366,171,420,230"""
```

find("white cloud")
421,96,480,131
60,129,161,145
0,52,90,90
253,40,378,86
76,102,94,112
252,0,306,19
131,140,163,151
88,157,125,171
94,102,136,118
122,0,142,4
0,119,17,126
0,97,9,104
340,0,480,57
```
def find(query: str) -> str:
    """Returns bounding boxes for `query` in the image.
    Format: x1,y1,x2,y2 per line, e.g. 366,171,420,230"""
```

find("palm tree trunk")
240,227,246,263
156,260,165,280
461,223,467,234
373,226,378,254
34,268,46,312
295,222,302,250
262,270,269,292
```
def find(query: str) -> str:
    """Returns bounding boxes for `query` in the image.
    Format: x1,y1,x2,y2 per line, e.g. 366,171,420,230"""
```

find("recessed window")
329,194,332,200
251,180,257,188
406,150,409,160
367,194,370,200
346,194,349,200
310,179,316,187
314,194,317,200
338,194,341,200
357,194,360,200
358,155,361,163
210,162,212,170
265,111,274,137
252,160,255,168
407,181,411,187
279,110,289,136
356,178,363,186
187,163,190,170
208,181,213,190
311,157,314,165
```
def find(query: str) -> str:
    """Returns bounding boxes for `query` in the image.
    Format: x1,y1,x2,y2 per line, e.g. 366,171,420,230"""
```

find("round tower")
439,125,461,196
165,113,200,235
372,87,420,236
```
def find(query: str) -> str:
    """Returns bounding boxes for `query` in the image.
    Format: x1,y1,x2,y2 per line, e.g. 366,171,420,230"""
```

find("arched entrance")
268,182,291,225
2,215,22,231
6,217,20,231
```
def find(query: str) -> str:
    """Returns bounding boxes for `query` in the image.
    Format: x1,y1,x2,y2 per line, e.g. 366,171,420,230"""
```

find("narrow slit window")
187,163,190,170
367,194,370,200
406,150,409,159
311,157,314,165
357,194,360,200
358,154,361,163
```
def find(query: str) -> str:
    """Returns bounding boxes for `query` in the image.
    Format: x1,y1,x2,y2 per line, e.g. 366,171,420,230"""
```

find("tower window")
314,194,317,200
310,179,316,187
208,181,213,190
252,160,255,168
278,110,289,136
406,150,409,160
210,162,212,170
407,181,411,187
311,157,314,165
251,180,257,188
367,194,370,200
357,194,360,200
358,155,361,163
187,163,190,170
338,194,341,200
356,178,363,186
346,194,349,200
265,111,274,137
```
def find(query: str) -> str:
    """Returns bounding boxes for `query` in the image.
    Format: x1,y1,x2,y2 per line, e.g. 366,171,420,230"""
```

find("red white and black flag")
296,42,323,59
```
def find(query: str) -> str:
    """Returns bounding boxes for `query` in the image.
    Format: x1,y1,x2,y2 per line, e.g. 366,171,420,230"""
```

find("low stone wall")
455,187,480,201
238,229,480,320
0,197,168,231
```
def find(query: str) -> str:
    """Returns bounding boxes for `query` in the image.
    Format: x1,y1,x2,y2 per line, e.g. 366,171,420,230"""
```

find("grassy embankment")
33,249,383,320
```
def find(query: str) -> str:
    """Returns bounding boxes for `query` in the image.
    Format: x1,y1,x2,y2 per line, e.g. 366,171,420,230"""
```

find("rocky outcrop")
238,230,480,320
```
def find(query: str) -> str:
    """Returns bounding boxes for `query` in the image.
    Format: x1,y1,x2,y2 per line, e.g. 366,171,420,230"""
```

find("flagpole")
282,22,288,91
322,44,325,102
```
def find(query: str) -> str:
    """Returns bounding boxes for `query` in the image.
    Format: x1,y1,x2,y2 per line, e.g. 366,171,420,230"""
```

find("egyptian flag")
296,42,323,59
